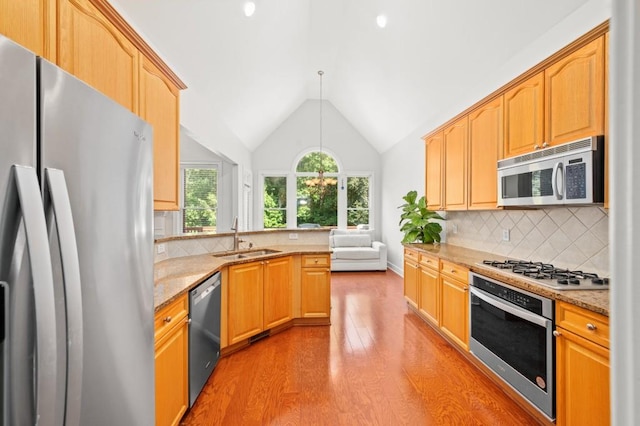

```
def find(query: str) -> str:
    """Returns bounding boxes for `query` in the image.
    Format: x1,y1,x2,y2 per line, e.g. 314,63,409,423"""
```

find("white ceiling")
111,0,592,153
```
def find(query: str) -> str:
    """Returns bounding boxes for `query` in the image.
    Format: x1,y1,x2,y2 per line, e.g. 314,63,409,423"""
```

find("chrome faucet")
231,216,242,251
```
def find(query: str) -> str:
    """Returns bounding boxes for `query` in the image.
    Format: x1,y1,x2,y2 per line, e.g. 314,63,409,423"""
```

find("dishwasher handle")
192,273,220,306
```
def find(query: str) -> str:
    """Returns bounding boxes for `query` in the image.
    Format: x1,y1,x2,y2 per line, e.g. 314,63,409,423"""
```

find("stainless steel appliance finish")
1,35,154,425
469,272,555,420
497,135,604,207
189,272,221,407
479,260,610,290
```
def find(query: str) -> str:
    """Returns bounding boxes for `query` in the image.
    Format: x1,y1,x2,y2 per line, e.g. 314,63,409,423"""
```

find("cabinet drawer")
404,248,419,263
556,301,609,348
154,294,188,342
439,260,469,283
302,254,330,268
419,253,439,270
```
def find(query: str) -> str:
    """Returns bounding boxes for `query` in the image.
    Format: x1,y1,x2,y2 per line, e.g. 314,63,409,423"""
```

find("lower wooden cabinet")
439,274,469,350
300,254,331,318
227,261,264,345
555,301,610,426
227,256,296,344
263,256,293,328
418,255,439,326
403,249,419,309
403,249,469,351
155,295,189,426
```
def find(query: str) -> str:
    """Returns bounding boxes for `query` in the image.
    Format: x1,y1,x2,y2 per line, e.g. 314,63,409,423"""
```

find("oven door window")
471,294,548,389
502,169,553,199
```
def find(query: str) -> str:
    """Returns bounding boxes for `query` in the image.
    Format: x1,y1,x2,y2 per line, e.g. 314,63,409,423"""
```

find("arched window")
261,150,373,229
296,152,338,227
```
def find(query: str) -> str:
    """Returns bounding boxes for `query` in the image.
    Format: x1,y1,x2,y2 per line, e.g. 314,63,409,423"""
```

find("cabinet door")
155,319,189,426
263,257,293,329
403,259,419,309
0,0,55,59
545,36,605,145
418,266,439,326
300,267,331,318
57,0,139,113
440,275,468,350
424,131,444,210
468,97,502,209
139,56,180,211
503,72,544,157
444,117,468,210
556,328,610,426
228,262,264,344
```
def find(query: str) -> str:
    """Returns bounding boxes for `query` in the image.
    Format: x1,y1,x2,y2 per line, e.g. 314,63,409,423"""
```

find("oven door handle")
470,287,550,328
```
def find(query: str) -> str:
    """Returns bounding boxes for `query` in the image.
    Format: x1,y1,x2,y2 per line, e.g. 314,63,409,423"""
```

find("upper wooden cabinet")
140,56,181,210
58,0,139,113
444,117,468,210
424,131,444,211
468,97,503,209
545,36,605,146
0,0,55,59
503,72,544,158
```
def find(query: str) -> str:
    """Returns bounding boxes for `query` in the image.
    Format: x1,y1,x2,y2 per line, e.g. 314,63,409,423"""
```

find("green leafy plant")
398,190,445,243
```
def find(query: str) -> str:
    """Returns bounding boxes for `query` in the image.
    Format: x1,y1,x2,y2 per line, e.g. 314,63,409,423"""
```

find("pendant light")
317,70,325,187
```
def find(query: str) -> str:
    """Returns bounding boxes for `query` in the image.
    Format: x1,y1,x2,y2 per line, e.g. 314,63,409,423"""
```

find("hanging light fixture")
317,70,325,187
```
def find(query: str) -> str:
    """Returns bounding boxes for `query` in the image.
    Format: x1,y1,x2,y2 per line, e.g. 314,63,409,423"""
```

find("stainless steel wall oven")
469,272,555,420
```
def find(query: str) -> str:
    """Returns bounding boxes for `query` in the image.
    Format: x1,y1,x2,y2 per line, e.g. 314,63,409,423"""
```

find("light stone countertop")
405,243,609,317
154,244,331,311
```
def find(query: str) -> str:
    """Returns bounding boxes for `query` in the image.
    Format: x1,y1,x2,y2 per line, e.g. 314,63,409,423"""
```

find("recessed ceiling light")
376,14,387,29
244,1,256,17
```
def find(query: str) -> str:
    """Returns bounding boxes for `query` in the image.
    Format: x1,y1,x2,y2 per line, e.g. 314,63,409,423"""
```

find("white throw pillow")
332,234,371,248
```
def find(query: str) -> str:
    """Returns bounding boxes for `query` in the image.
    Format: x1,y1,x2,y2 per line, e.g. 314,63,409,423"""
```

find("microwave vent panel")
498,136,597,169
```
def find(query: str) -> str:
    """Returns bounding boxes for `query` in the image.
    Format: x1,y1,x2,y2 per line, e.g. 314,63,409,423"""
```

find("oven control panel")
470,273,553,318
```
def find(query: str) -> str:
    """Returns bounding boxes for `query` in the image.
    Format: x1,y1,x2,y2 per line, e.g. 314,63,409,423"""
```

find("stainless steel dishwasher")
189,271,221,407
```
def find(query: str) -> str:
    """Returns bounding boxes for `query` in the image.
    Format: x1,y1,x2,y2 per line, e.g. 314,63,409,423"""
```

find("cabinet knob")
449,269,456,273
314,259,319,263
534,144,540,150
163,316,172,323
553,330,561,337
542,142,549,148
586,323,597,331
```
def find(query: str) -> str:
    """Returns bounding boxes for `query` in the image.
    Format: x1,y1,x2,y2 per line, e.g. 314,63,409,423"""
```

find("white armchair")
329,229,387,271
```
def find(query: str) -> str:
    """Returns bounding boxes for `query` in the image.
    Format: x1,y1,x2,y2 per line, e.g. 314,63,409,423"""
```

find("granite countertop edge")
404,243,609,317
153,244,331,312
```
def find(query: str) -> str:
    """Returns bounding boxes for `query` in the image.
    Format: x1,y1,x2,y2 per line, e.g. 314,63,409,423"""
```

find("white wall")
252,99,381,231
380,0,611,274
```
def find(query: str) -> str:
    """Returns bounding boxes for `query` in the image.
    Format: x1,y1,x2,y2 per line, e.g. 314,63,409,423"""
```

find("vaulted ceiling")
111,0,592,153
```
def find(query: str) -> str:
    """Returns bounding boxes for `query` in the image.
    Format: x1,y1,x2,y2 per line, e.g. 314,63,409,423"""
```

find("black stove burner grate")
481,259,610,287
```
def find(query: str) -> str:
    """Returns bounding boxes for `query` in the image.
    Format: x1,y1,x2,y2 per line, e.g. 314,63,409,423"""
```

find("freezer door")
39,59,155,425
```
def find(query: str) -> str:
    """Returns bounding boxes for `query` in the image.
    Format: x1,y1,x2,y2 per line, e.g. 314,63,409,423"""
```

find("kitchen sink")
214,248,281,260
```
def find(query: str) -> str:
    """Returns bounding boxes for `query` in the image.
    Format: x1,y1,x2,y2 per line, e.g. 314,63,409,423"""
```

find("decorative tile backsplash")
444,207,609,277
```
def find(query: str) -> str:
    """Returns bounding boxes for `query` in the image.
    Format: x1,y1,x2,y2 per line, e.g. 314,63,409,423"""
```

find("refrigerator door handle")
6,165,58,426
44,168,83,426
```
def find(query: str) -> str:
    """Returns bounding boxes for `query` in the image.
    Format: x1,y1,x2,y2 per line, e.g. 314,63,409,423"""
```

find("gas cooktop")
479,260,610,291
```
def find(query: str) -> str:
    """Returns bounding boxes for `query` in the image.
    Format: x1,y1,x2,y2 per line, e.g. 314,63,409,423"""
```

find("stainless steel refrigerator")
0,35,154,425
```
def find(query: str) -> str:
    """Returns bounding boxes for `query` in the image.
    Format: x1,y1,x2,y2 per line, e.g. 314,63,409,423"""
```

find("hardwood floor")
181,270,540,425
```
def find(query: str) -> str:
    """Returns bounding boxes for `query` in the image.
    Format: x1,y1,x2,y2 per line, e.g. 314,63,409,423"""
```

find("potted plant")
398,190,445,243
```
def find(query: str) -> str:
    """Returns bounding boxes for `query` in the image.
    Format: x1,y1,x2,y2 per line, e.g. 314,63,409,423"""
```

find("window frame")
179,162,220,234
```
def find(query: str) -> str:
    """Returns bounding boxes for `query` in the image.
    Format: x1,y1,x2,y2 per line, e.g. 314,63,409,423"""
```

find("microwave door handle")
552,162,564,200
8,166,58,426
44,168,84,426
470,287,549,327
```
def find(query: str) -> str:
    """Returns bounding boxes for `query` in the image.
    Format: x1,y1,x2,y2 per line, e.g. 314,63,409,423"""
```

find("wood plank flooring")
181,270,540,425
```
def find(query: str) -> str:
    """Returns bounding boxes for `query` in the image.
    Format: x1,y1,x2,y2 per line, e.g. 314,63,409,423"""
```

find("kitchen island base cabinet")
227,261,264,345
155,294,189,426
300,255,331,318
403,249,419,309
264,257,294,329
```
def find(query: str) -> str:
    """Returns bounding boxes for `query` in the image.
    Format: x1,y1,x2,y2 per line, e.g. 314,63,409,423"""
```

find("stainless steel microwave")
497,136,604,207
